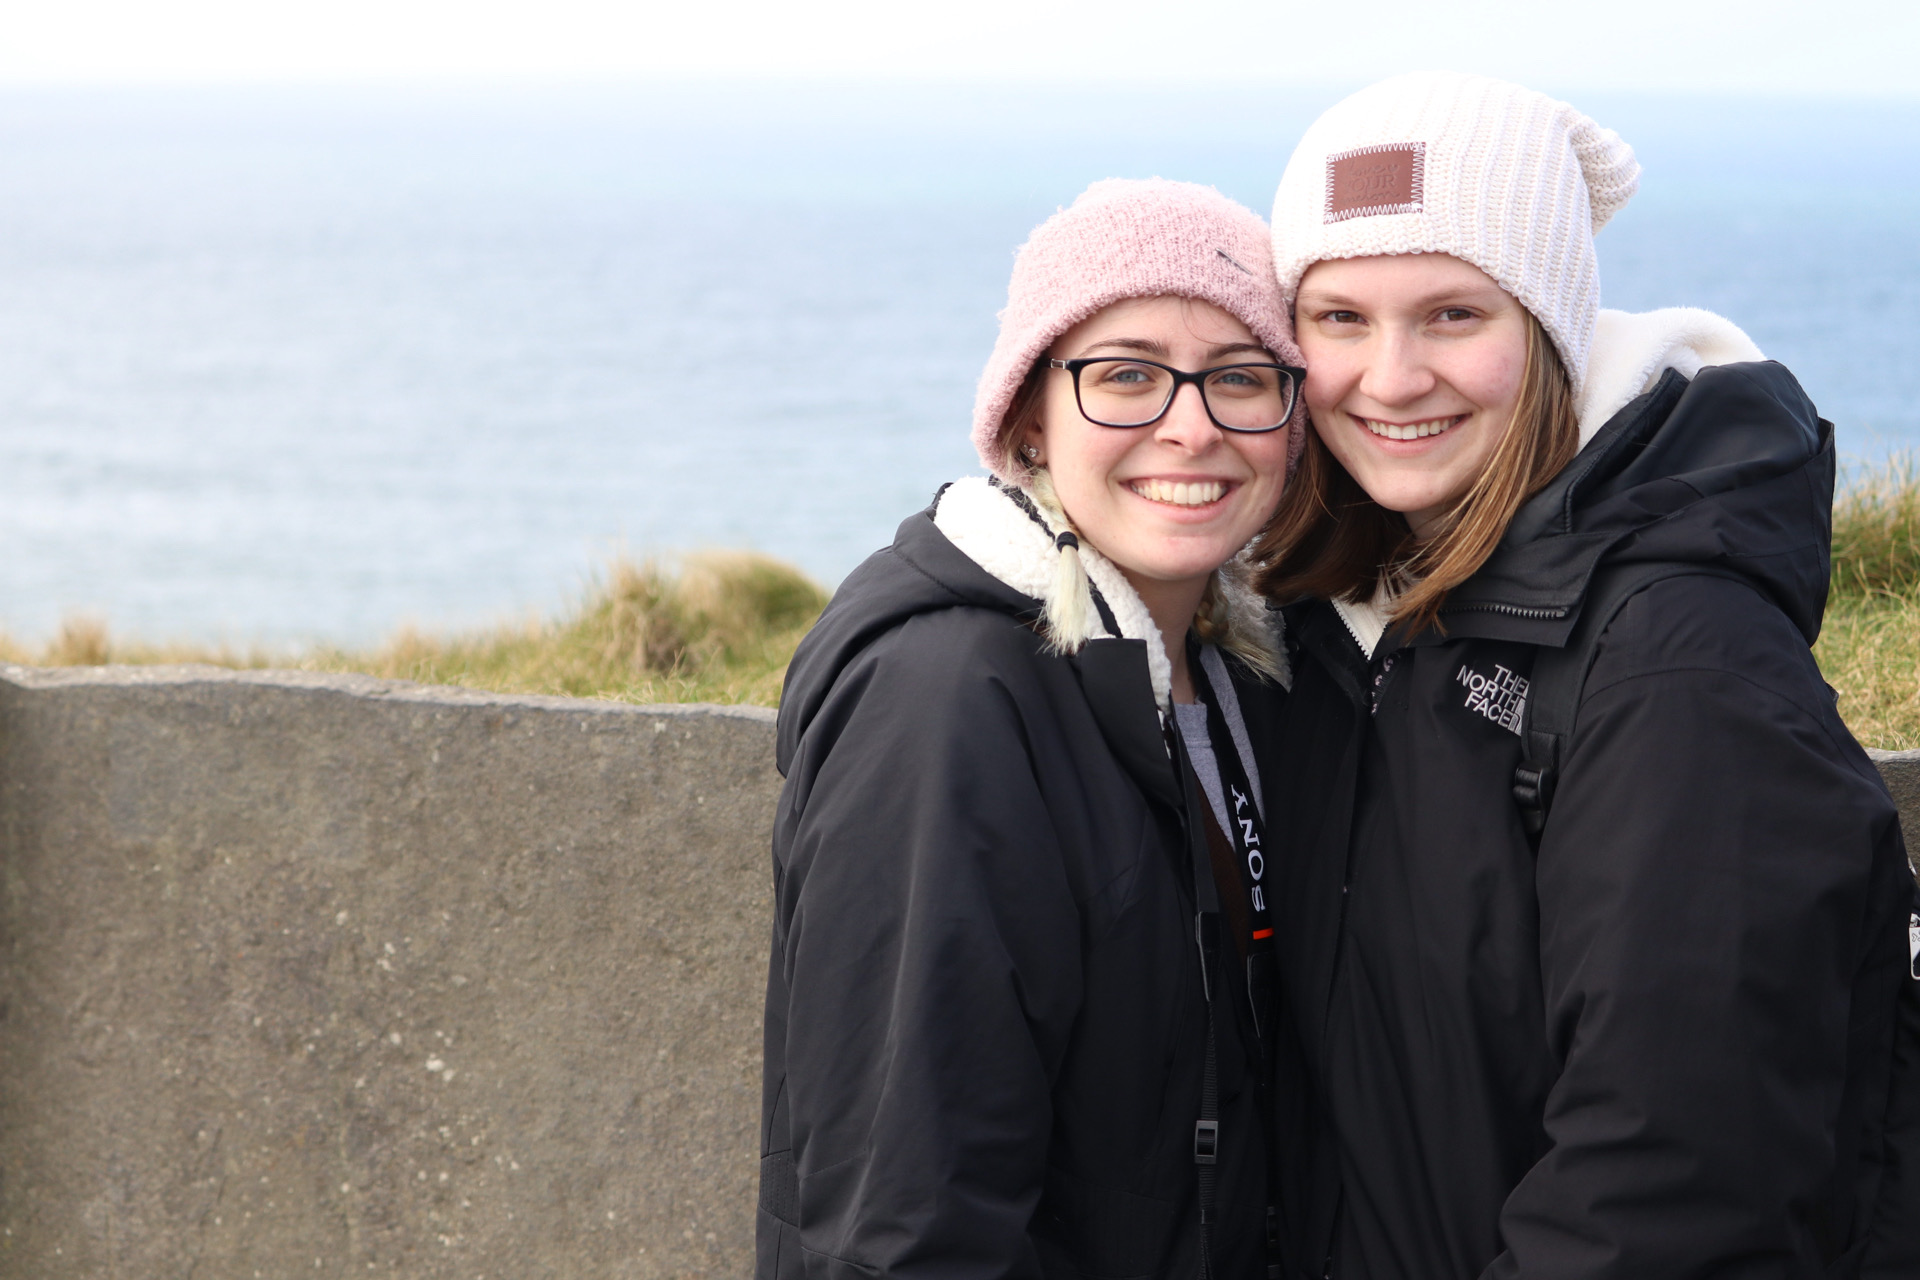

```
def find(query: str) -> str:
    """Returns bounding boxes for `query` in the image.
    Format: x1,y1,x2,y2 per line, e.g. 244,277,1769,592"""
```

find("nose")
1358,327,1437,408
1151,381,1224,453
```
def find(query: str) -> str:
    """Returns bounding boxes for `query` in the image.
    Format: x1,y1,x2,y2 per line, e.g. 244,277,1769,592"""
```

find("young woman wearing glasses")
1257,73,1919,1278
758,179,1308,1279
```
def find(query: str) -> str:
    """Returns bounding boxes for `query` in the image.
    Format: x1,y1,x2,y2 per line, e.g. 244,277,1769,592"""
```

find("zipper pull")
1909,910,1918,981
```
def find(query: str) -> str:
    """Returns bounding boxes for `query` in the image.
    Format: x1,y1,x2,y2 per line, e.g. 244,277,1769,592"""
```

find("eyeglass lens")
1073,359,1293,432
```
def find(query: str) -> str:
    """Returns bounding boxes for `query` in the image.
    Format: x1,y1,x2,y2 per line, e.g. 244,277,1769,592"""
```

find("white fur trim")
933,476,1175,710
1576,307,1765,446
1216,560,1291,691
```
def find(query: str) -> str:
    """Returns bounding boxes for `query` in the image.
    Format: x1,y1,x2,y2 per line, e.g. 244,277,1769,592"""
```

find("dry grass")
0,614,281,671
1816,592,1920,751
0,552,829,710
303,553,829,706
4,463,1918,742
1816,456,1920,750
1828,456,1920,599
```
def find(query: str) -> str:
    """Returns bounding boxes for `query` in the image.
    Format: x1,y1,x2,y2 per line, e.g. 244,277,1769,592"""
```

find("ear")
1018,424,1045,468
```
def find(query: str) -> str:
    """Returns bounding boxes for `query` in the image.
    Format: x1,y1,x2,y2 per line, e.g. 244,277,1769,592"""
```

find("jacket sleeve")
1484,583,1906,1278
765,612,1085,1279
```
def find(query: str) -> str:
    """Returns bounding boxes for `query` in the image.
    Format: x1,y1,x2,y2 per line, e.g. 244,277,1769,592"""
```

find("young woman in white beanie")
1255,72,1919,1279
759,179,1312,1279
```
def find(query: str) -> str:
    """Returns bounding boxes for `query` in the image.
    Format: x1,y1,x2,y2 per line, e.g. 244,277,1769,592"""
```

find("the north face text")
1456,662,1529,734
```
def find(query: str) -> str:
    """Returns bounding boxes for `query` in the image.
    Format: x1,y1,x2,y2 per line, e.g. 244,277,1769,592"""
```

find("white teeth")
1362,416,1458,440
1131,478,1227,507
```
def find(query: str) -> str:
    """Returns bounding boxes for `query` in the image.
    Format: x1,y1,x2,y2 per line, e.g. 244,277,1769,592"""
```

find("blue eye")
1090,363,1162,392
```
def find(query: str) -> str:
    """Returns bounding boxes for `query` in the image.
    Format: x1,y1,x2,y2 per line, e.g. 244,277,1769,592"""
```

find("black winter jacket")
759,493,1287,1279
1269,362,1920,1279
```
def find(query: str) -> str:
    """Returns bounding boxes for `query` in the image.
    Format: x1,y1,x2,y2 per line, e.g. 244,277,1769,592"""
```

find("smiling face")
1294,254,1531,539
1020,294,1292,629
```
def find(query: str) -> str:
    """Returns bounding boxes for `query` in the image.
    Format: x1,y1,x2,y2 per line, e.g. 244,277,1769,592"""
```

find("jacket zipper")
1443,601,1570,621
1316,594,1564,1280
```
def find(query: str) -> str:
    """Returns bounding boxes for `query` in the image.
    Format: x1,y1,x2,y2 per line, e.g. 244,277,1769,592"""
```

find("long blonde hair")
1255,312,1578,634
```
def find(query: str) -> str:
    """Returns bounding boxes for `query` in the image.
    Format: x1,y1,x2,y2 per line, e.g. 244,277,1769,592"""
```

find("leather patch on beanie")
1324,143,1425,223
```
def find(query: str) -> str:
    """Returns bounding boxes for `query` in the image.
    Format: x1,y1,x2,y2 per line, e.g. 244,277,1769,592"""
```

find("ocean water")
0,82,1914,646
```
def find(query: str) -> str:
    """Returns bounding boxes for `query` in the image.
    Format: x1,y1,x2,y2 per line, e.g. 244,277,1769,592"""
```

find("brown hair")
1255,312,1578,635
994,359,1050,481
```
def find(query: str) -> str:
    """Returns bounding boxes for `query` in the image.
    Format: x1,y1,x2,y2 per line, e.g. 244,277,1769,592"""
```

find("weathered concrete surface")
0,665,781,1279
1867,749,1920,855
0,665,1912,1280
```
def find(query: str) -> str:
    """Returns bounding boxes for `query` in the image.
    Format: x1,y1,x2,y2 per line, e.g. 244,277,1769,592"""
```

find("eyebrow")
1298,285,1507,311
1073,337,1274,361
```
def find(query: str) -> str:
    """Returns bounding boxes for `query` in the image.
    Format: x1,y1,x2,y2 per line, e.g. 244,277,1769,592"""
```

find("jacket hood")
1438,355,1833,649
776,477,1284,775
1575,307,1764,445
774,499,1028,776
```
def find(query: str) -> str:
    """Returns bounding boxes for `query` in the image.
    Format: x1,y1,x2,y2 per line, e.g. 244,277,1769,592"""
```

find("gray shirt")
1172,645,1264,837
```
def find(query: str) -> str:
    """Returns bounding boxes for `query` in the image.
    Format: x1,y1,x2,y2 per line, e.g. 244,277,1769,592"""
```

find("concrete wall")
0,665,1913,1280
0,666,781,1280
1870,747,1920,853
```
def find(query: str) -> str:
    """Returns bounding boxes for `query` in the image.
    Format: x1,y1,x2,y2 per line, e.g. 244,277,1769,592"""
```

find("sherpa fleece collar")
933,475,1285,711
1576,307,1763,445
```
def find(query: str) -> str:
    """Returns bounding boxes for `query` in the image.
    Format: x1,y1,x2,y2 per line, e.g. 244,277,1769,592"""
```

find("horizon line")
0,73,1916,107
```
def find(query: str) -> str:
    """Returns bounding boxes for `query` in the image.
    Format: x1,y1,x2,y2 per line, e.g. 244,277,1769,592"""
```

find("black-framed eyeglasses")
1048,356,1304,434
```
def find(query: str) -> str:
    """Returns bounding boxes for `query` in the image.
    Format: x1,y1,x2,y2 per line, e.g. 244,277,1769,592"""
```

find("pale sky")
0,0,1914,97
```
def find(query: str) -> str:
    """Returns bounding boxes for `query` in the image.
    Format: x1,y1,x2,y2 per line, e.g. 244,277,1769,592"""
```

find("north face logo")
1456,662,1529,735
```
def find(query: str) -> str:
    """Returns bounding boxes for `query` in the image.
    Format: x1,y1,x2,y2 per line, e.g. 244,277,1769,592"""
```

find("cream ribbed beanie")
1270,71,1641,399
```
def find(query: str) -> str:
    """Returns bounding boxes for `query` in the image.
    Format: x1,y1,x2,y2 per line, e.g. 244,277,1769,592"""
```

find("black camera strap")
1187,650,1277,1044
1184,647,1284,1280
1167,720,1225,1280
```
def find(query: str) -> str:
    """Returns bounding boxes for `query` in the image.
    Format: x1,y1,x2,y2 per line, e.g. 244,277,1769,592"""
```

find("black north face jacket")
758,497,1287,1279
1268,362,1920,1279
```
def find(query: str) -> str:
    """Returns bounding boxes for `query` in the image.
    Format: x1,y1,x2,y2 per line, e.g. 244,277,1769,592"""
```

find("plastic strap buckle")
1193,1119,1219,1165
1512,765,1554,835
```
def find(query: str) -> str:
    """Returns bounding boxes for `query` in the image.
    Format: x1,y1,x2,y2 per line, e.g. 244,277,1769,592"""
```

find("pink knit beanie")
971,178,1303,484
